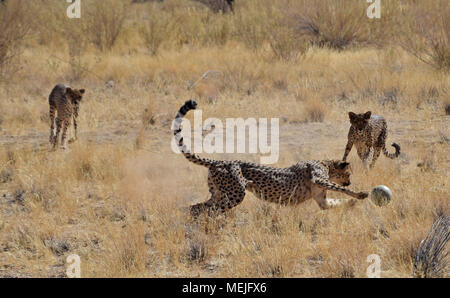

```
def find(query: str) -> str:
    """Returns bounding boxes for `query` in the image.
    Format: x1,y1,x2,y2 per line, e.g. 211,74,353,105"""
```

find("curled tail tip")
391,142,401,152
174,99,198,128
184,99,198,110
385,142,401,159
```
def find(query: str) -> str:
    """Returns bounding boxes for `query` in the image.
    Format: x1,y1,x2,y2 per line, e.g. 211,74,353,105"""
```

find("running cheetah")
173,100,369,218
343,111,400,169
48,84,85,149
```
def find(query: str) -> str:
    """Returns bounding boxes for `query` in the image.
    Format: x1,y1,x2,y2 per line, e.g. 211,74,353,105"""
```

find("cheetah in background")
49,84,85,149
173,100,369,218
343,111,400,169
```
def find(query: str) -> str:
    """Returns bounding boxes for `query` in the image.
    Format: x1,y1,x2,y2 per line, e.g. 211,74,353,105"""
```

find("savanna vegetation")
0,0,448,277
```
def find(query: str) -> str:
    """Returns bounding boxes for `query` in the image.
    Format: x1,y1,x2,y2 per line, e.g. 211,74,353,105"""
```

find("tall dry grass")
84,0,130,52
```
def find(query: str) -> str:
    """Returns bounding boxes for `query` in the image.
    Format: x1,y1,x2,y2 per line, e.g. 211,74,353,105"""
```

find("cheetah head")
66,87,85,103
328,160,352,186
349,111,371,131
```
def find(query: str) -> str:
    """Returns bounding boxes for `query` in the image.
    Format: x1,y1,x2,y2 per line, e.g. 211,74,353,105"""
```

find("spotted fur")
343,111,400,169
173,100,369,217
49,84,85,149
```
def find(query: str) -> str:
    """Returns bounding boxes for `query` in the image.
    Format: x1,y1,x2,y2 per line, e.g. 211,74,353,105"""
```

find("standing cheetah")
343,111,400,169
48,84,85,149
173,100,369,218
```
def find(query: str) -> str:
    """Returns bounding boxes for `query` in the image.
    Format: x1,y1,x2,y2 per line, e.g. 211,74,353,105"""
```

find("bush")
234,2,270,52
0,0,31,79
294,0,370,50
267,8,308,61
399,0,450,72
140,5,168,55
62,18,90,80
85,0,130,51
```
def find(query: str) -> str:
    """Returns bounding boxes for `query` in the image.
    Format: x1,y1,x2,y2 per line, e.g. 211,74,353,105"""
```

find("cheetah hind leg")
190,188,247,218
323,197,357,209
370,133,386,168
190,166,247,218
362,148,374,171
49,107,56,145
313,188,357,210
190,192,225,218
369,147,382,169
53,117,61,149
60,119,71,149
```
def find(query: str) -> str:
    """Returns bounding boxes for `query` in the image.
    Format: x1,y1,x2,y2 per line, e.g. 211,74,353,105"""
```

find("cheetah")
48,84,85,149
173,100,369,218
343,111,400,169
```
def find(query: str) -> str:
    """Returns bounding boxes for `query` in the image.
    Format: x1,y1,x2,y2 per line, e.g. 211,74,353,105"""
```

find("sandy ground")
1,117,448,159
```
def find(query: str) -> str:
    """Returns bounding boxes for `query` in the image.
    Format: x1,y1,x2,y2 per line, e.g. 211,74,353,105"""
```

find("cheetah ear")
337,161,350,169
364,111,372,119
66,87,73,94
348,112,356,121
79,89,85,94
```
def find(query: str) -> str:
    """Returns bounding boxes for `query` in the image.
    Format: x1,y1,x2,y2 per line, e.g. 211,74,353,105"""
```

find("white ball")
370,185,392,207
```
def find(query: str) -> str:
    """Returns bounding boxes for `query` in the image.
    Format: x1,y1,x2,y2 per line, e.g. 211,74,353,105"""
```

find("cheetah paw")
357,192,369,200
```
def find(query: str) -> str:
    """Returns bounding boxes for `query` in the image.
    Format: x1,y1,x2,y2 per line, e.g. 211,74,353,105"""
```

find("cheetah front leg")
311,174,368,201
342,139,353,162
69,106,79,144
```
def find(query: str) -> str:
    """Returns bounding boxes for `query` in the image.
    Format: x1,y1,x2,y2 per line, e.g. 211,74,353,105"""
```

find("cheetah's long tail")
173,100,215,167
383,142,401,159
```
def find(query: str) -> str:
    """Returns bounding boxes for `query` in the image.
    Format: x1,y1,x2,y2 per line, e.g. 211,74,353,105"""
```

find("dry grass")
0,0,449,278
303,97,326,123
0,141,448,277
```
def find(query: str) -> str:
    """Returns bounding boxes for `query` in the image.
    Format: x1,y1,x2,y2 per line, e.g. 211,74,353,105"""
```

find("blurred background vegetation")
0,0,449,80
